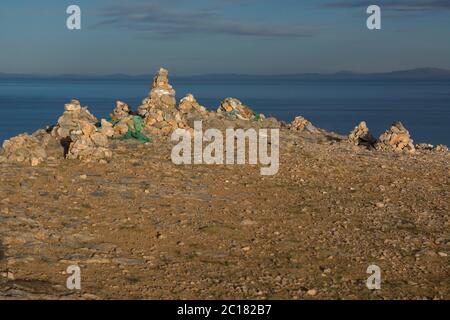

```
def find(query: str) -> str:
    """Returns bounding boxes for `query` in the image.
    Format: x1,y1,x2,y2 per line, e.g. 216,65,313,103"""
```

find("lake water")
0,78,449,145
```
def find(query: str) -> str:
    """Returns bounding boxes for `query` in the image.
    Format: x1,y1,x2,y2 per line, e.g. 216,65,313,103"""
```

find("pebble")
31,158,40,167
375,202,385,208
156,232,166,239
307,289,317,296
82,293,100,300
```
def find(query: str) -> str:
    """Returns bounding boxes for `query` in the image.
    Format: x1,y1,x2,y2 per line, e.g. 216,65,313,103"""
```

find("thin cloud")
94,3,317,38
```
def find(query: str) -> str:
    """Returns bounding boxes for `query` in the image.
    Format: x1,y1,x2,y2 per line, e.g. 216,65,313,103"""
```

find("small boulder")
100,119,115,138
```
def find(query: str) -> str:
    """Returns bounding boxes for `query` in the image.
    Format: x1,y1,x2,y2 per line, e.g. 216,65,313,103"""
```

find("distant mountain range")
1,68,450,81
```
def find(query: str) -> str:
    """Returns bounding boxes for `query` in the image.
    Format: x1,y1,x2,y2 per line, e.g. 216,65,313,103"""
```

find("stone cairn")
435,144,449,152
179,93,208,116
415,143,434,151
109,101,139,137
111,101,131,120
0,134,48,166
2,67,448,167
375,121,415,153
416,143,449,153
289,116,318,133
51,99,112,162
217,98,261,121
137,68,188,136
51,99,98,139
348,121,376,147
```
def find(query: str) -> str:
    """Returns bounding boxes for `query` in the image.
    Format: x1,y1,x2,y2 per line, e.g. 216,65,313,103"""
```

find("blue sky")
0,0,449,75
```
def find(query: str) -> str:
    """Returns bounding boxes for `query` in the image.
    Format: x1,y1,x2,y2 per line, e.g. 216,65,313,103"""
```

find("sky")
0,0,449,75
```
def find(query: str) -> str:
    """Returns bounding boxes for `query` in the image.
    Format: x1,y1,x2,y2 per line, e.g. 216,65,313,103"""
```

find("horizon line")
1,67,450,78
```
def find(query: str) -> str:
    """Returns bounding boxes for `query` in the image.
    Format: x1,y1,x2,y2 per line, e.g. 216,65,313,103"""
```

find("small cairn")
289,116,318,133
51,99,98,140
111,101,131,121
137,68,188,135
179,94,208,116
0,134,48,166
375,122,415,153
348,121,376,147
435,144,449,152
217,98,261,121
415,143,434,151
51,99,112,162
109,101,136,137
416,144,450,153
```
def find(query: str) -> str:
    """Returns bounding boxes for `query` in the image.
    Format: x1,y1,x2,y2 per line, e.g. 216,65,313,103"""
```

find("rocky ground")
0,130,449,300
0,68,449,300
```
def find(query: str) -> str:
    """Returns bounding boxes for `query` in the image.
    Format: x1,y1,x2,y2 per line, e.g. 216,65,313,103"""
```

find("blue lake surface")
0,78,449,145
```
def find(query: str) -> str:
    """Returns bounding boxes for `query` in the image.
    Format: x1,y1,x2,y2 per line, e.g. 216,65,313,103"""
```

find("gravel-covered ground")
0,130,449,300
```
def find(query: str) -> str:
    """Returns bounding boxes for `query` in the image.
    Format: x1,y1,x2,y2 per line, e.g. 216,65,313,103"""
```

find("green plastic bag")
133,115,145,133
115,116,151,143
253,113,263,122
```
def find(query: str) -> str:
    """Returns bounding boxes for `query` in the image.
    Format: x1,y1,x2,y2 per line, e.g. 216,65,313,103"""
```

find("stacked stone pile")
0,134,48,166
1,67,447,167
51,100,98,140
217,98,262,121
375,122,416,153
111,101,131,121
348,121,376,147
51,99,112,162
179,94,208,116
289,116,318,133
137,68,189,136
